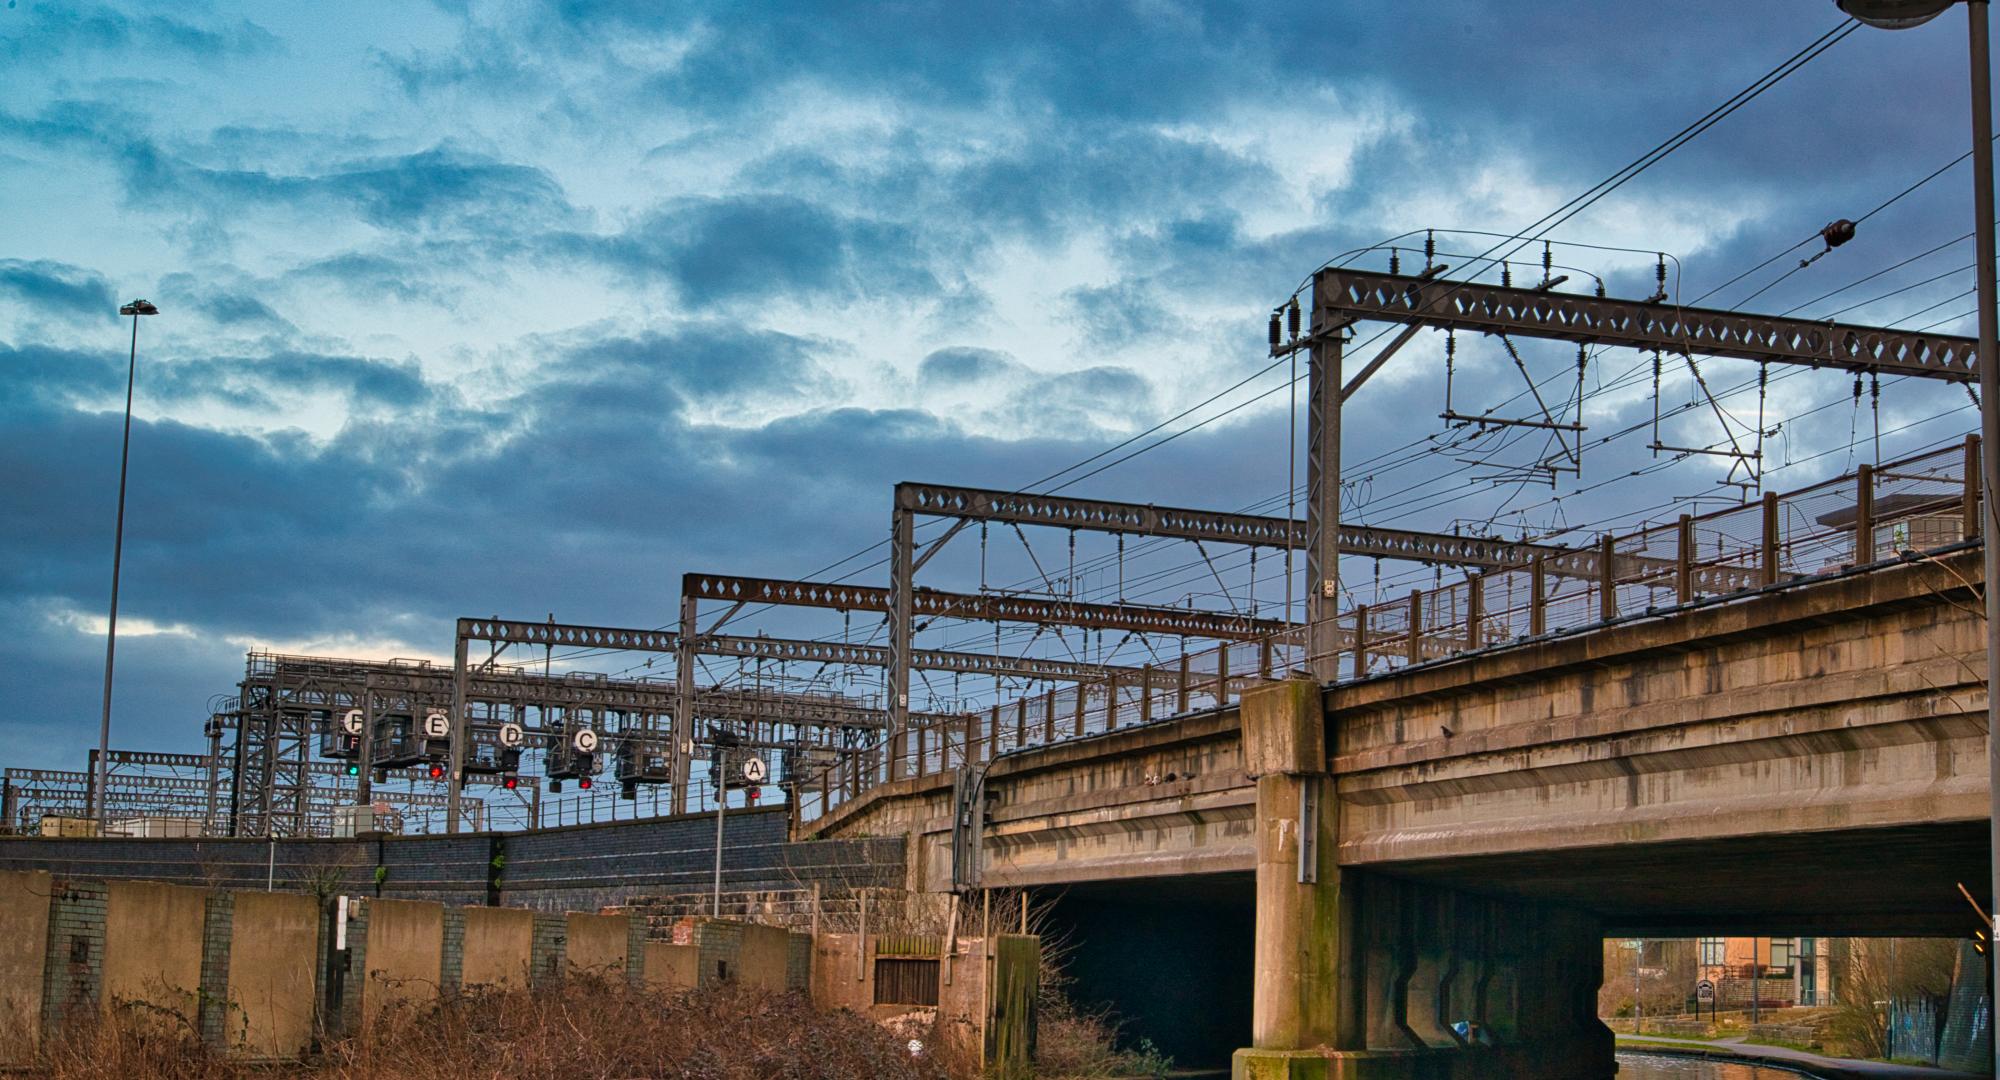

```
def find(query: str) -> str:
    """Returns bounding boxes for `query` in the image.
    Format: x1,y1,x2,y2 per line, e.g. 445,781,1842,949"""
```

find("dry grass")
34,978,955,1080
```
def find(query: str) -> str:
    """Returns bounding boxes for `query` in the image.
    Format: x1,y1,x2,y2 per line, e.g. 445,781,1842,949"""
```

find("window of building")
1699,938,1726,966
1768,938,1794,969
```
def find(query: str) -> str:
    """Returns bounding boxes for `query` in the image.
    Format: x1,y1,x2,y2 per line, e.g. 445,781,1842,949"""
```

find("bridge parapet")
796,439,1985,840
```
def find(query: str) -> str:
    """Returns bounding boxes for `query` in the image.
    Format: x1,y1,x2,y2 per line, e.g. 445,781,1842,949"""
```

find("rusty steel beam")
893,480,1580,570
698,631,1172,685
1315,268,1979,381
685,572,1291,640
457,618,676,654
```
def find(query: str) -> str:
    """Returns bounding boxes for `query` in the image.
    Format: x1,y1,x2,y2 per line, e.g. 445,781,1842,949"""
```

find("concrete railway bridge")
798,544,1989,1077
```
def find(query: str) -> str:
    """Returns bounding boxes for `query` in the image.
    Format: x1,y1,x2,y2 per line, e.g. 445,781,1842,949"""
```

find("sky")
1,0,1992,772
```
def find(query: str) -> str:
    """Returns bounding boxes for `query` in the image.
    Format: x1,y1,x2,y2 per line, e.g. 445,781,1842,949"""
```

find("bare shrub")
37,978,952,1080
1823,937,1959,1060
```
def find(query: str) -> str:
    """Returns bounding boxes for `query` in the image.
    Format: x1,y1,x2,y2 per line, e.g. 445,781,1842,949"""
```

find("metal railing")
796,436,1982,825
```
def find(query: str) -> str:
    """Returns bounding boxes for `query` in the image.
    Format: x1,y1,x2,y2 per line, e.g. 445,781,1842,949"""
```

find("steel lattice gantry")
445,618,961,828
229,649,887,835
1286,266,1980,680
874,480,1690,776
3,749,470,836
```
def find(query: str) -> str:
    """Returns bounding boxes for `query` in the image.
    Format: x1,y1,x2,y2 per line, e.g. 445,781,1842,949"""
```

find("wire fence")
798,436,1982,824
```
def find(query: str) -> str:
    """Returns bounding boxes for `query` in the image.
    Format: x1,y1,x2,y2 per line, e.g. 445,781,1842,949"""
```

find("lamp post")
1841,0,2000,949
92,299,158,830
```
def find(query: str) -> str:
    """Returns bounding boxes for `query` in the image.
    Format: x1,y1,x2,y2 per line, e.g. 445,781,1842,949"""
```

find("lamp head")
119,300,159,316
1836,0,1954,29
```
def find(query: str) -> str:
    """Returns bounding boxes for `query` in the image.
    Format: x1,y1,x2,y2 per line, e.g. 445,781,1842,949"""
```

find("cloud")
1063,279,1180,350
285,253,450,305
0,259,116,323
2,0,1993,776
548,322,846,414
1,4,279,64
561,195,938,308
117,143,578,233
917,346,1023,387
0,341,436,416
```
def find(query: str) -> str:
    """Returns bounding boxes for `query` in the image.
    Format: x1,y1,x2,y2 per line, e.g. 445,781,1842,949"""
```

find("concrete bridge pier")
1232,680,1613,1080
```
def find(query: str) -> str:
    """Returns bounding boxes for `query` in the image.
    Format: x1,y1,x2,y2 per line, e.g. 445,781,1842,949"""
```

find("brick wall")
787,931,811,992
440,906,465,993
198,891,236,1045
328,898,368,1036
694,919,743,987
529,913,566,988
40,880,104,1035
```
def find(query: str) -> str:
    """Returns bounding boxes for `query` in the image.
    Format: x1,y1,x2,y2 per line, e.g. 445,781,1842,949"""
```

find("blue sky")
0,0,1990,770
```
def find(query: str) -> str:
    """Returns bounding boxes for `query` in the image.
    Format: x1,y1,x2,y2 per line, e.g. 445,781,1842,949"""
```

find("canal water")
1617,1051,1809,1079
1175,1054,1809,1078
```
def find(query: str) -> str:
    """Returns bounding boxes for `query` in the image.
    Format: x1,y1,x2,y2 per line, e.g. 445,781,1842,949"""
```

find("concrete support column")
1234,678,1367,1078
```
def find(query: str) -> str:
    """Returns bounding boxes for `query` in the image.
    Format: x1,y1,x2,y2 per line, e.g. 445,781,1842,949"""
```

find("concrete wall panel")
362,899,443,1027
102,879,206,1031
0,870,51,1064
564,911,627,975
810,932,867,1012
642,941,697,990
460,906,533,989
224,890,318,1059
737,922,790,991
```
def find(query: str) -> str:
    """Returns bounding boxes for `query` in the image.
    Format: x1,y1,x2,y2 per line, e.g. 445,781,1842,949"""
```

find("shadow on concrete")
1036,871,1254,1072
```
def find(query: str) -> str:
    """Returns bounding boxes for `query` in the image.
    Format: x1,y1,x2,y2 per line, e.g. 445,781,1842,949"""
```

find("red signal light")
427,763,445,780
747,786,761,801
579,777,593,790
503,775,519,790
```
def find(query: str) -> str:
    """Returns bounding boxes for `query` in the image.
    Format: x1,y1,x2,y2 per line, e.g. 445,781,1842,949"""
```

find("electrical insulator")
1424,229,1436,268
1286,298,1300,338
1821,219,1857,249
1389,247,1400,275
1501,262,1511,287
1268,312,1281,349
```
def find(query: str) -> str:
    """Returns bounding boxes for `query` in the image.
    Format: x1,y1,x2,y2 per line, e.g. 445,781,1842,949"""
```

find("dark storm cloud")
0,259,116,322
1,3,278,63
552,322,844,407
1063,279,1178,349
563,195,938,307
550,0,1275,124
993,365,1156,436
0,342,435,415
736,124,1277,249
117,143,577,232
917,347,1022,387
199,292,293,331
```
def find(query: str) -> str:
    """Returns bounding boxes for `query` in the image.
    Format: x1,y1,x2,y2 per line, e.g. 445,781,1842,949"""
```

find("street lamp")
1839,0,2000,947
92,298,159,831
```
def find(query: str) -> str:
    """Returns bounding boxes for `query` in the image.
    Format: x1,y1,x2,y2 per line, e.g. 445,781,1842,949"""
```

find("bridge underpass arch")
1034,871,1255,1072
